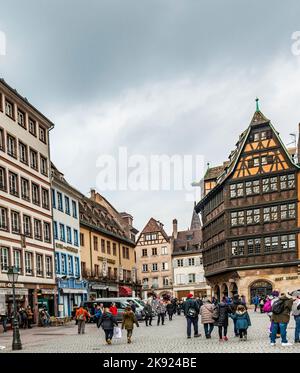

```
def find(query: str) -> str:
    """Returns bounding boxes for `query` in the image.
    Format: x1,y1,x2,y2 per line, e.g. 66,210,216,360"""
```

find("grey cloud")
1,1,300,231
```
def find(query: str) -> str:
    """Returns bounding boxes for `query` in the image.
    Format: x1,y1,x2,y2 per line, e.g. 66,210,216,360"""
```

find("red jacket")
109,306,118,316
75,307,90,321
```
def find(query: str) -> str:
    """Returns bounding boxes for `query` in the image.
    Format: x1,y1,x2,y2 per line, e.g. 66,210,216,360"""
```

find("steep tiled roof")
79,195,134,245
195,108,299,213
204,165,226,180
172,229,202,256
138,217,170,242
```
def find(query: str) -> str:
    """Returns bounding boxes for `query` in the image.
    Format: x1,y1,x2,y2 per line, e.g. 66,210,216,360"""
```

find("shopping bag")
113,326,122,339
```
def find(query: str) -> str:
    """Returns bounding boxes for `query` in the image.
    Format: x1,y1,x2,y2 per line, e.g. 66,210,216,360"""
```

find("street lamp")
7,266,22,350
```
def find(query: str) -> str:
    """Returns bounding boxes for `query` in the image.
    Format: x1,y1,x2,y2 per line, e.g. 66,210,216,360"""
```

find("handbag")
212,306,219,321
113,326,122,339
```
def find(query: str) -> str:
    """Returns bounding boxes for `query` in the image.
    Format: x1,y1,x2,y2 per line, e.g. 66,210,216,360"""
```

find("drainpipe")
89,230,93,299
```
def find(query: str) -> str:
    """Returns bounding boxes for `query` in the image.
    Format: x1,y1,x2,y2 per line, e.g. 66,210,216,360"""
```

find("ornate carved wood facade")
196,109,300,280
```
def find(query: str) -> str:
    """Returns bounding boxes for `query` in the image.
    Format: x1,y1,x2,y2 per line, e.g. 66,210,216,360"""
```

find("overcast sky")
1,0,300,234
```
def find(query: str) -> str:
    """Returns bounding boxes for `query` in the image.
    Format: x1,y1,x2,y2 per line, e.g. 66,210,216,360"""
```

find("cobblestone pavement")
0,312,299,353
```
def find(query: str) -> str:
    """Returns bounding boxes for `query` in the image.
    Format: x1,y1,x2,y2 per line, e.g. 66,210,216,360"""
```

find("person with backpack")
214,299,231,342
156,300,166,326
97,307,118,345
166,301,174,321
252,295,260,312
183,293,201,339
93,304,103,323
129,301,136,313
75,304,90,334
143,301,153,326
231,294,243,337
270,293,293,346
26,306,34,329
200,298,215,339
263,291,280,339
229,304,251,341
259,297,265,313
122,306,139,344
292,292,300,343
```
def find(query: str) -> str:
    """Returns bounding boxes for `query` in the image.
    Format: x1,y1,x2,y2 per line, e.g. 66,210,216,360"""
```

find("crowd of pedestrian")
2,289,299,348
181,290,300,346
0,305,36,332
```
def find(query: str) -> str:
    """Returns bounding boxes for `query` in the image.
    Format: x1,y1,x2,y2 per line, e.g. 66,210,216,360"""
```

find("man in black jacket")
183,294,201,339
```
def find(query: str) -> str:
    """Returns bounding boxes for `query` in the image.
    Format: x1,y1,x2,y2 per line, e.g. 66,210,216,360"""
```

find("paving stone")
0,312,299,353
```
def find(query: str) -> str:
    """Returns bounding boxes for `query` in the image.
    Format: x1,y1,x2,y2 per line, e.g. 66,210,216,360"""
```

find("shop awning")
61,289,87,294
91,284,108,290
119,286,132,296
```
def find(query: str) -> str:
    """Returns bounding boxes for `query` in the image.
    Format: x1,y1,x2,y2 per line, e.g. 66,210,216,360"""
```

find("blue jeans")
270,322,288,343
104,329,114,341
204,323,214,337
186,316,198,337
295,316,300,342
2,318,7,332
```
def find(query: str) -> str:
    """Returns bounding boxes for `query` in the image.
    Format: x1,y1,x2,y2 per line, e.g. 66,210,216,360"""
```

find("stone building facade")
171,210,211,299
0,79,56,320
79,189,139,298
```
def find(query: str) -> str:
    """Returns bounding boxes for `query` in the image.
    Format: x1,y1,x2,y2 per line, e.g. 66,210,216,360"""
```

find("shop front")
89,283,119,299
57,278,88,316
0,285,28,316
37,288,57,316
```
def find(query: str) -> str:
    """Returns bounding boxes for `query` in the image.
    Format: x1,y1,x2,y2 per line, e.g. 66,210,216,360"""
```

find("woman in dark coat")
214,301,231,341
166,302,174,321
97,308,118,345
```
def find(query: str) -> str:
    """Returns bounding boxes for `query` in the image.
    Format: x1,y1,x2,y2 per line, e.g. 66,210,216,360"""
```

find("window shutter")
195,256,201,266
183,274,188,284
195,273,203,283
173,259,178,268
183,258,189,267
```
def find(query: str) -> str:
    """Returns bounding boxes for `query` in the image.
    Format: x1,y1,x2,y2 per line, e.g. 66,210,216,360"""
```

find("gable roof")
204,164,227,180
137,217,170,243
79,195,136,246
195,108,299,213
172,229,202,256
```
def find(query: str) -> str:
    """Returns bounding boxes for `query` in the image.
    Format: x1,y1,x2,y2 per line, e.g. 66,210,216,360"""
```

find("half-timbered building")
195,103,300,302
136,218,173,299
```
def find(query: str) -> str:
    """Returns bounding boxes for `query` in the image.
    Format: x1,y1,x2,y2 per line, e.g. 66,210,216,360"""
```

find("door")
250,280,272,299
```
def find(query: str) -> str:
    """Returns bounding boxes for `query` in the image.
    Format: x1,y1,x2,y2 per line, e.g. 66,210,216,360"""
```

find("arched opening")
229,282,238,297
213,285,220,302
159,291,172,301
221,283,228,299
250,280,273,299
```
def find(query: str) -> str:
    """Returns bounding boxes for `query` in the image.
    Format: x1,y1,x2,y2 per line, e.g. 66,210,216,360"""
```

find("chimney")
298,123,300,164
90,188,96,201
173,219,178,239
